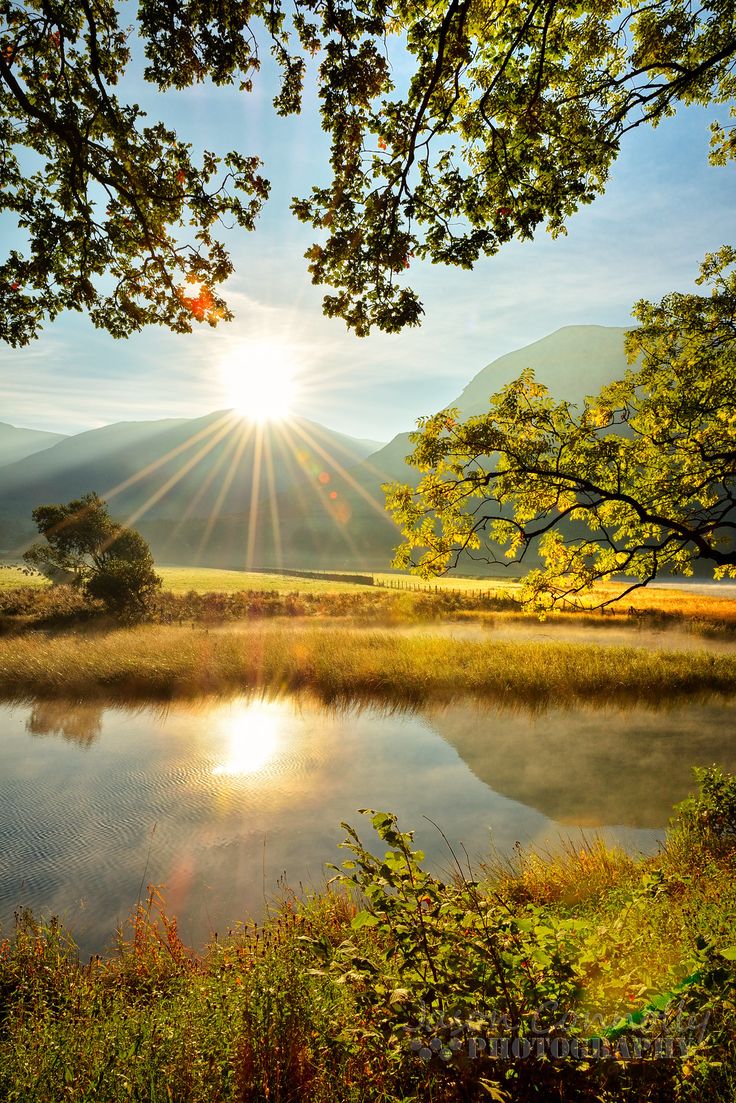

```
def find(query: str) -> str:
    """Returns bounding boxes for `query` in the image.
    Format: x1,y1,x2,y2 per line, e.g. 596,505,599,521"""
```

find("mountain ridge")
1,325,634,570
0,421,67,469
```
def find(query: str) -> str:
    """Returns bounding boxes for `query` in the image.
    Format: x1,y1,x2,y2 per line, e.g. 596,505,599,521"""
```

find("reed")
1,624,735,706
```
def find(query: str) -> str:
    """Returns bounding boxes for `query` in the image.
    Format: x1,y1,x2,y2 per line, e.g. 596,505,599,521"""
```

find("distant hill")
0,422,67,468
0,411,384,548
452,324,631,418
352,326,632,492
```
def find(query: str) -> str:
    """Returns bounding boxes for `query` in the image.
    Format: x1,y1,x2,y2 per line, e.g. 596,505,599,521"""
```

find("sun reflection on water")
212,699,283,777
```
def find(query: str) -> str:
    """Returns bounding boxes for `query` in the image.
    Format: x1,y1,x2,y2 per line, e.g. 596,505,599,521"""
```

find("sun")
219,340,300,423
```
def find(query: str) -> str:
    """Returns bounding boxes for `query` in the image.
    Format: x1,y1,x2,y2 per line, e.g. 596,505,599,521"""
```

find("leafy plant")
674,766,736,846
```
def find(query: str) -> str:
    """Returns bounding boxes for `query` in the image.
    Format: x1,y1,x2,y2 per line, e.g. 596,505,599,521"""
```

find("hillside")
0,422,67,468
353,325,632,491
452,324,631,417
0,412,383,545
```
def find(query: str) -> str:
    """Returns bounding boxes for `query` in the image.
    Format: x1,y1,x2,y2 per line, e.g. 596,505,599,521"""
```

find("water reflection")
1,691,734,958
212,700,282,777
428,699,736,829
26,700,103,747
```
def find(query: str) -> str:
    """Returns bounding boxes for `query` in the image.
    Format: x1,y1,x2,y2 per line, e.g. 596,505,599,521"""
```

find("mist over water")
1,691,734,957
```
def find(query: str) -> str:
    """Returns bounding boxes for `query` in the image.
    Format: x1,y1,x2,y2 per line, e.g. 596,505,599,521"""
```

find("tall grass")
0,624,735,706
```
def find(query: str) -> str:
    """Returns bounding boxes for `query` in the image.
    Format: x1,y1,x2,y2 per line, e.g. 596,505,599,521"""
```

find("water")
1,692,735,957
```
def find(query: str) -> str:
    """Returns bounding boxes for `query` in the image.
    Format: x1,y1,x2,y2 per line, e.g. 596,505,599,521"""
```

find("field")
0,565,48,590
3,561,736,622
158,565,524,596
1,563,514,595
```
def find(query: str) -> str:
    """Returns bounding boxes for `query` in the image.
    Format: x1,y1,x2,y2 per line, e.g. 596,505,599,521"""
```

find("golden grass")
1,624,735,706
487,837,641,907
596,584,736,625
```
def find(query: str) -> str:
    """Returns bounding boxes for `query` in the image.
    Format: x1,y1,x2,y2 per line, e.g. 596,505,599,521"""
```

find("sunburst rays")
13,386,391,572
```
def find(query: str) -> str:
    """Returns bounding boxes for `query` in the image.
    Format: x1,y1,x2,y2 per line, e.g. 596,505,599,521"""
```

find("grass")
1,776,735,1102
0,566,48,590
0,623,735,706
157,566,378,594
158,566,523,595
596,583,736,627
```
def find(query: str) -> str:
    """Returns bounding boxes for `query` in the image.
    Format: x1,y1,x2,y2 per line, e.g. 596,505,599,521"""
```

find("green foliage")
23,492,161,612
2,774,736,1101
331,811,584,1034
1,2,734,340
0,0,270,346
674,765,736,846
387,250,736,607
318,804,736,1099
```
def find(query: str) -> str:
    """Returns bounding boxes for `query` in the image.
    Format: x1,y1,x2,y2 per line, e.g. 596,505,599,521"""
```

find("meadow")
2,563,736,637
1,623,735,707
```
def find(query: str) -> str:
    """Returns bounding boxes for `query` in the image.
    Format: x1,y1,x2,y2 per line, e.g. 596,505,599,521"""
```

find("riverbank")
1,624,736,706
1,769,735,1102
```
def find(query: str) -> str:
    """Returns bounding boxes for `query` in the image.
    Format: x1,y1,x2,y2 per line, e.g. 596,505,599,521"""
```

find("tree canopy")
23,492,162,611
1,1,734,344
386,248,736,608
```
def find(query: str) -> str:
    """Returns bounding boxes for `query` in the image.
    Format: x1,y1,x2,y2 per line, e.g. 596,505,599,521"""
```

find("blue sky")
1,38,734,443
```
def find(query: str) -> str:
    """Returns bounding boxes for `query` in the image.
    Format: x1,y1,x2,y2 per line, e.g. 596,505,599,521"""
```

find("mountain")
452,324,631,418
0,326,635,570
0,411,384,545
352,325,632,491
0,422,67,468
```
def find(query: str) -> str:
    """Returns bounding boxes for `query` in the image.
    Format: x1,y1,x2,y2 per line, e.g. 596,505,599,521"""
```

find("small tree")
23,492,161,612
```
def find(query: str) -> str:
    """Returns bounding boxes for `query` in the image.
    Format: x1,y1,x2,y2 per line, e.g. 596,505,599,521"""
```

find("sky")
1,28,735,443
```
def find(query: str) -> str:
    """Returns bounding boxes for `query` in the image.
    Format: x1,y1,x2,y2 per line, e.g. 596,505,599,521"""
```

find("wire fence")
248,565,511,598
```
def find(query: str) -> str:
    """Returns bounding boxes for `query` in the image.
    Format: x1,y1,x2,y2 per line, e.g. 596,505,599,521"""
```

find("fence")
247,567,375,586
248,566,509,598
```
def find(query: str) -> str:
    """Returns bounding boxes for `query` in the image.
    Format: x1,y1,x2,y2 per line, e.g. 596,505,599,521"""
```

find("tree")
386,248,736,608
23,492,162,611
1,1,734,343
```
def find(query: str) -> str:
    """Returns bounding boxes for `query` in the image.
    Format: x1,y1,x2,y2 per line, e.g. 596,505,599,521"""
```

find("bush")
673,766,736,847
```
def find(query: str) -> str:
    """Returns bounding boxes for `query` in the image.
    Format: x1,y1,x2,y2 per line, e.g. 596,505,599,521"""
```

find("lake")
1,692,735,957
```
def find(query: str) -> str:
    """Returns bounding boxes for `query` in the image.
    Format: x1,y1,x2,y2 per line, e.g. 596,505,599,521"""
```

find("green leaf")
351,910,379,930
389,987,411,1004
